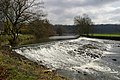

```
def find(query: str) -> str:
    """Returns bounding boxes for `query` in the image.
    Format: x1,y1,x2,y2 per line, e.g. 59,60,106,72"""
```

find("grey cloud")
46,0,119,8
50,8,65,15
45,0,120,24
109,16,120,21
109,8,120,14
81,0,119,7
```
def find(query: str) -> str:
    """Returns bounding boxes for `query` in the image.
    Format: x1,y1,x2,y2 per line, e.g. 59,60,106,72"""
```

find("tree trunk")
9,25,19,47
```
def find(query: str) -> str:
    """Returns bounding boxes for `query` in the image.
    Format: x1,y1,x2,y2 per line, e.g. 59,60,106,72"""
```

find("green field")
90,34,120,37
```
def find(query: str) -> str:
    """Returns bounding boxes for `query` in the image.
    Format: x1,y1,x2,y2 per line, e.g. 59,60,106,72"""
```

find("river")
13,37,120,80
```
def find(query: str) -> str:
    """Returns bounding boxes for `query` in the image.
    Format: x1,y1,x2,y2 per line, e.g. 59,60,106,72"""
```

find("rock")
43,70,53,73
83,73,87,76
78,50,81,52
78,71,81,73
83,44,98,49
39,61,43,63
85,67,89,69
74,49,77,51
112,59,117,61
71,67,74,69
118,45,120,47
92,54,99,59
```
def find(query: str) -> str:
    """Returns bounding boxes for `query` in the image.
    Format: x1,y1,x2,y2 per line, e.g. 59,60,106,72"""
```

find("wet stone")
117,45,120,47
83,44,98,49
77,50,81,53
83,73,87,76
74,49,77,51
39,61,43,63
77,71,81,73
112,59,117,61
85,67,89,69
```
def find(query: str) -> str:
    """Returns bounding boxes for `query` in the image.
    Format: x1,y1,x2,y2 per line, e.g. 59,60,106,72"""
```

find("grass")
0,50,68,80
0,35,9,46
0,34,35,46
18,34,35,45
88,34,120,37
18,34,52,46
0,34,51,46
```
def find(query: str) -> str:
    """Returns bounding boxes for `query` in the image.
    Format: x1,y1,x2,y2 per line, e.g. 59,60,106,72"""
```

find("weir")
13,37,120,80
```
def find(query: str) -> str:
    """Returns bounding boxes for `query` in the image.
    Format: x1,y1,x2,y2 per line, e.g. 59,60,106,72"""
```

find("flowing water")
13,37,120,80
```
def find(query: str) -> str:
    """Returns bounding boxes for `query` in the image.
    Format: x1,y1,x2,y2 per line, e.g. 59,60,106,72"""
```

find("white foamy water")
14,37,120,80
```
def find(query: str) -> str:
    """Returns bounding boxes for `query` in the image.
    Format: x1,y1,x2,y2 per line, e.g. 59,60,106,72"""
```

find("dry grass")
0,50,68,80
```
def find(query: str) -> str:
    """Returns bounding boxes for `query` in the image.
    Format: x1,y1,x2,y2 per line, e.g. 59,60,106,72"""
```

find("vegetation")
0,1,58,79
56,27,64,36
74,14,93,36
0,50,68,80
0,34,34,46
0,0,45,46
29,19,55,39
90,34,120,37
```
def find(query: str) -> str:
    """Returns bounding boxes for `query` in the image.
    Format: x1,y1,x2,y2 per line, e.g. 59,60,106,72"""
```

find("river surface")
14,37,120,80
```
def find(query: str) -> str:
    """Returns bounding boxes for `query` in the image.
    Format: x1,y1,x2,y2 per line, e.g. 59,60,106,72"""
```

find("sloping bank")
0,49,68,80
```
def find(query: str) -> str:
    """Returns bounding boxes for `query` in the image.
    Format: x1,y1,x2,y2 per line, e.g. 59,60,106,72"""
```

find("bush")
29,19,55,39
19,29,31,34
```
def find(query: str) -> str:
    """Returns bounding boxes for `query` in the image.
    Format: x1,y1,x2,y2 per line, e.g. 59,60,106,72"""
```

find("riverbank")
81,35,120,41
0,49,68,80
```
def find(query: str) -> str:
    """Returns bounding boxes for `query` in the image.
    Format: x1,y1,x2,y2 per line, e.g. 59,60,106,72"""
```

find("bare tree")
0,0,45,46
29,19,55,39
74,14,93,36
55,26,64,36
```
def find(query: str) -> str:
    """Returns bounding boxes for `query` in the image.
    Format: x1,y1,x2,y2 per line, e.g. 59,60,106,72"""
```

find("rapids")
14,37,120,80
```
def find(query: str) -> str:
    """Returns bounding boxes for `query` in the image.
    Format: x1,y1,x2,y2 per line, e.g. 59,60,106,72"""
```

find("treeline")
54,14,93,36
20,19,55,38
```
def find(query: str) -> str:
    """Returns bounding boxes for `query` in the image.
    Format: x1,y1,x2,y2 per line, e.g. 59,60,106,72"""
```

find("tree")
74,14,93,36
29,19,55,39
0,0,45,46
56,27,64,36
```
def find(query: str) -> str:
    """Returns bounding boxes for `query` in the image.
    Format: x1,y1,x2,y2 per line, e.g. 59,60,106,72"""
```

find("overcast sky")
44,0,120,25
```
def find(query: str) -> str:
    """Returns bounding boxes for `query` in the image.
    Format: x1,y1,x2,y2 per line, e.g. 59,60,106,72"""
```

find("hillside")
53,24,120,35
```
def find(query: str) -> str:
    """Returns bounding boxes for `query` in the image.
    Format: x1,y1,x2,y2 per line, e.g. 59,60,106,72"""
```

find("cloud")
44,0,120,24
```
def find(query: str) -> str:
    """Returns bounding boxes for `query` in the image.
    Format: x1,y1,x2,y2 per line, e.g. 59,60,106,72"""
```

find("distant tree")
56,27,64,36
0,0,45,46
74,14,93,36
29,19,55,39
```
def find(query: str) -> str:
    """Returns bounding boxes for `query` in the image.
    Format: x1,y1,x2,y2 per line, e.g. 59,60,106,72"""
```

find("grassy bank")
91,34,120,37
81,34,120,41
0,50,68,80
0,34,68,80
0,34,52,47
